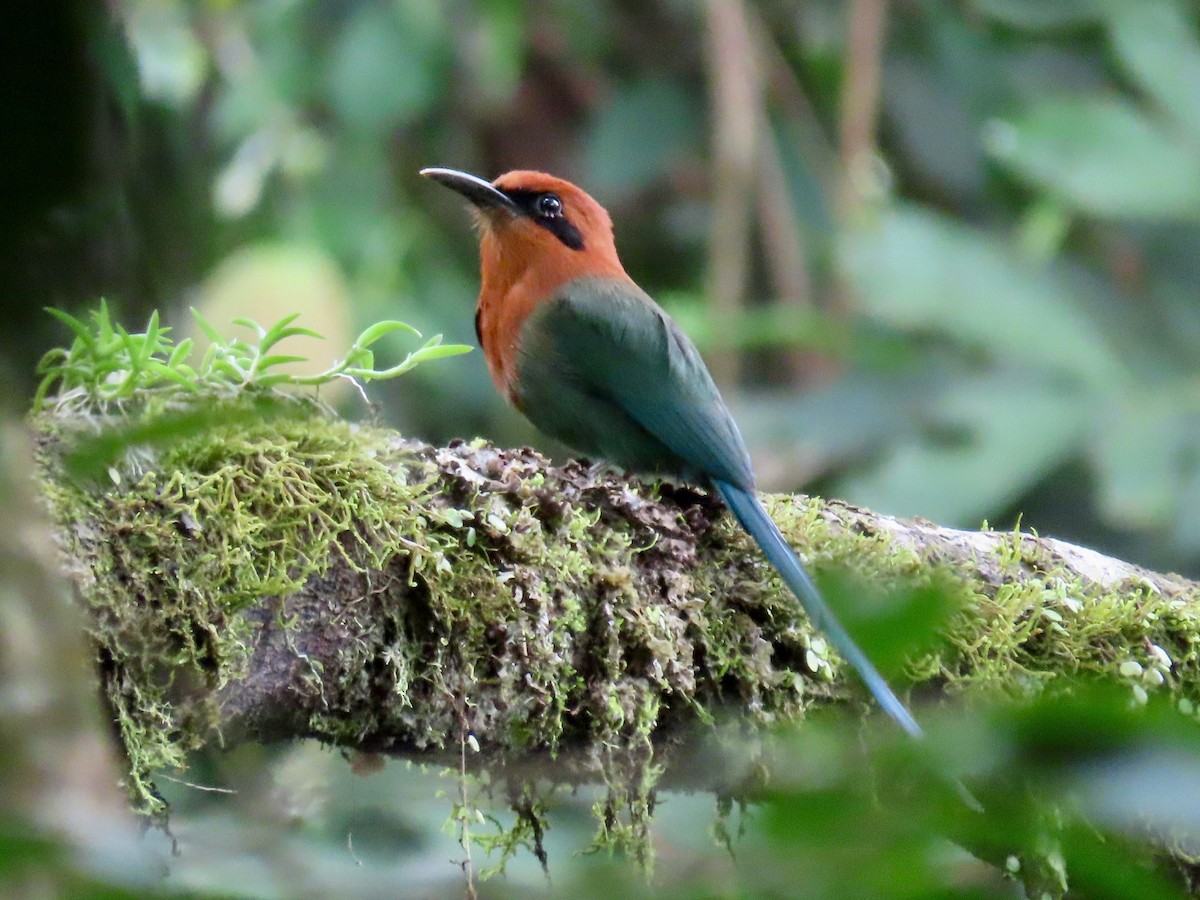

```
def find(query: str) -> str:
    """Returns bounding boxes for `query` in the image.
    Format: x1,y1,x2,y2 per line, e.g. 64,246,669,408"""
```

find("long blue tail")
713,480,923,739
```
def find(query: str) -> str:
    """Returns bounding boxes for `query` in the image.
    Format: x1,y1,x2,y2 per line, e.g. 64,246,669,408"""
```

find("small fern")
34,301,471,411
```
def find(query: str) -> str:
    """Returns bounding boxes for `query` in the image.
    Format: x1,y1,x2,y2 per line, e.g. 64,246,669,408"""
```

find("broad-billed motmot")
421,167,921,738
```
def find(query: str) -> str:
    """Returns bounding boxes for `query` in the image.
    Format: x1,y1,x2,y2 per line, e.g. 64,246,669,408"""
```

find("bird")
420,166,922,738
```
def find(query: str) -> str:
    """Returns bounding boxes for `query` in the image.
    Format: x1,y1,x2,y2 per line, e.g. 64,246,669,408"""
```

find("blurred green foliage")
103,689,1200,897
9,0,1200,895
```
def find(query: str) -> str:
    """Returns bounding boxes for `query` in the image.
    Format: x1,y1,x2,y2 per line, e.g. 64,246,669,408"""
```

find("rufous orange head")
421,168,633,397
420,168,627,288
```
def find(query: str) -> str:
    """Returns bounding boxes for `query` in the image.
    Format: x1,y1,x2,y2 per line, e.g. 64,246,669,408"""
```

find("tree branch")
35,409,1200,818
704,0,762,387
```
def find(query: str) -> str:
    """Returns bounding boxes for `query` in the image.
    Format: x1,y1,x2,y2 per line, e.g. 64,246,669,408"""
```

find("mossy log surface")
34,409,1200,821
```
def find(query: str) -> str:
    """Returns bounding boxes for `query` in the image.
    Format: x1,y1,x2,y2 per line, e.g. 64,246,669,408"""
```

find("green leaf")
840,205,1121,386
255,313,324,351
256,354,309,371
210,358,247,381
839,377,1092,525
44,307,93,345
167,338,193,368
231,315,270,337
34,347,69,375
118,329,147,373
143,308,162,347
263,325,325,348
91,299,116,344
968,0,1101,30
191,308,226,345
354,320,421,348
1102,0,1200,146
410,340,473,363
143,360,201,391
986,96,1200,219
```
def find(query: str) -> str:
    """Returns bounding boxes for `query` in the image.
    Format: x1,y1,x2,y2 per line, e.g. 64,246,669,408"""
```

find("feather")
517,277,754,487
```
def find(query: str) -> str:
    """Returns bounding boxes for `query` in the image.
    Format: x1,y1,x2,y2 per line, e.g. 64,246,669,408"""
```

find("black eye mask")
503,189,586,251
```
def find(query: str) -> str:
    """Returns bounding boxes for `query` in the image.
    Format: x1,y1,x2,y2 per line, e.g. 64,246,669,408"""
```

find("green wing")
518,279,927,741
515,276,755,489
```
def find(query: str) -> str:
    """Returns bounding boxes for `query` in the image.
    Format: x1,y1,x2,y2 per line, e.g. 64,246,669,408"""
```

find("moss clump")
38,405,440,813
932,524,1200,708
309,442,818,865
759,496,1200,712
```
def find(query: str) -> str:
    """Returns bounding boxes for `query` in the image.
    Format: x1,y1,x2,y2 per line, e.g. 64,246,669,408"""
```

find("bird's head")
420,168,624,279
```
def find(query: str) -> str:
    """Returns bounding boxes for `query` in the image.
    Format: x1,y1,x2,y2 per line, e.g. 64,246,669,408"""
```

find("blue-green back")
513,276,755,489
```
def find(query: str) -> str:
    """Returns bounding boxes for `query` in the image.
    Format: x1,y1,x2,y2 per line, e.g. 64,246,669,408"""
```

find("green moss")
38,403,740,861
938,542,1200,708
38,407,439,813
33,399,1200,876
757,496,1200,712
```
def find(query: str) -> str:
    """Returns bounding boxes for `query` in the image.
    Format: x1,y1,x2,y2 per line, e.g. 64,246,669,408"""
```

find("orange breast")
476,223,629,405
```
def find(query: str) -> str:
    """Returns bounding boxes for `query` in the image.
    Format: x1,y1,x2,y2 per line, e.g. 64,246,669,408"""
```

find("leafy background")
4,0,1200,896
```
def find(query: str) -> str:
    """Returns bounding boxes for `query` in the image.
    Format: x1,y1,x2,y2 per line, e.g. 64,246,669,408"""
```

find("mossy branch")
34,406,1200,807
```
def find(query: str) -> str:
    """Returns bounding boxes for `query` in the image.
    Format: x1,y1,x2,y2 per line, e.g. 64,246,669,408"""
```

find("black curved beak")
420,167,521,216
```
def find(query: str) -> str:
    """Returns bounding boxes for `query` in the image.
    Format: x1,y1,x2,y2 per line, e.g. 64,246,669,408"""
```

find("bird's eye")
536,193,563,218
